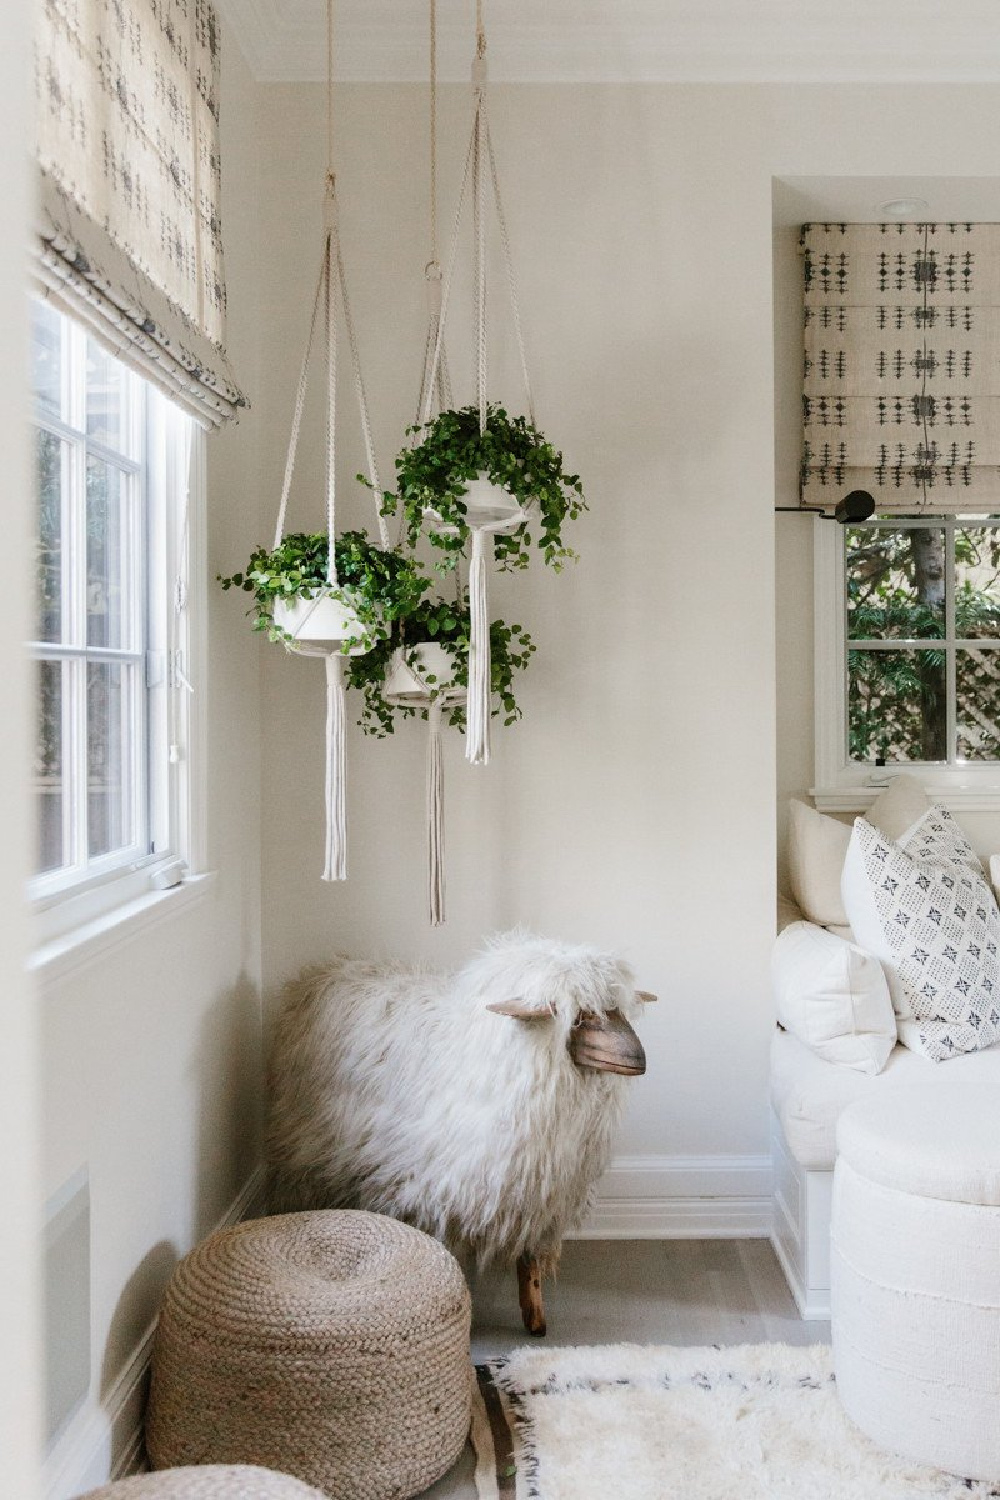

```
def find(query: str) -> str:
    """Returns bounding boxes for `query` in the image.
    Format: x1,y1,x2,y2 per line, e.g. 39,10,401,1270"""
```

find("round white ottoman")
832,1083,1000,1482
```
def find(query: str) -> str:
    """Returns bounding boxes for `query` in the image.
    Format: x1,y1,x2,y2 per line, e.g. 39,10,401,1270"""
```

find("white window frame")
28,305,207,947
814,514,1000,812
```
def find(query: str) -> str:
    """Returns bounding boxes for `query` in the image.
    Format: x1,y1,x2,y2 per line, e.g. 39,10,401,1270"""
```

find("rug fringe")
470,1366,500,1500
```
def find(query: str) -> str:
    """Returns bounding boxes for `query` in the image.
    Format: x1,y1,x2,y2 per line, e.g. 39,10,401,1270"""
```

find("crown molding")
216,0,1000,85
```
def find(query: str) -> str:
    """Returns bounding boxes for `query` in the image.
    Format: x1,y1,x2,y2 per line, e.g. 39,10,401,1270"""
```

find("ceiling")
773,177,1000,228
215,0,1000,84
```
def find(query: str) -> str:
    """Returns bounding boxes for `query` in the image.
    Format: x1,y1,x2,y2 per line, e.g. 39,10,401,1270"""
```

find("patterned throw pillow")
841,807,1000,1062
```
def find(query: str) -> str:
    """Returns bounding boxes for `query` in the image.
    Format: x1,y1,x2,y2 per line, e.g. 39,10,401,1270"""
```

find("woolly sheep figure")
266,931,654,1335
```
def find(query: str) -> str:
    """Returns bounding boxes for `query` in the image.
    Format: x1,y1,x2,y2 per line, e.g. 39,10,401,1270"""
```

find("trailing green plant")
377,403,586,572
218,530,536,739
217,530,430,648
346,592,536,738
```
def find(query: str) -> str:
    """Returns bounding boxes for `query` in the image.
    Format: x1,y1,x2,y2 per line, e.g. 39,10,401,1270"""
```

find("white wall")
246,82,1000,1195
0,0,41,1490
253,81,781,1173
38,32,266,1493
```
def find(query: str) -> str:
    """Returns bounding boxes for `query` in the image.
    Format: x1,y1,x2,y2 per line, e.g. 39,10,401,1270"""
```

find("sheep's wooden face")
567,1008,646,1076
486,992,654,1076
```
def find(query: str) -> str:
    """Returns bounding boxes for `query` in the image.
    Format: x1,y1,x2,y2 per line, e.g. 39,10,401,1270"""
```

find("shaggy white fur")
471,1343,996,1500
266,932,643,1271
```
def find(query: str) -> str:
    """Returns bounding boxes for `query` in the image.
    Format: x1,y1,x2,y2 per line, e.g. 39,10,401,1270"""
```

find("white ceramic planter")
273,591,371,654
423,472,530,538
384,642,464,707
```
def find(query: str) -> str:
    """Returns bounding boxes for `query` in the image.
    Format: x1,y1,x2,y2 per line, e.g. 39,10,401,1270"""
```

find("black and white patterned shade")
801,222,1000,512
34,0,245,425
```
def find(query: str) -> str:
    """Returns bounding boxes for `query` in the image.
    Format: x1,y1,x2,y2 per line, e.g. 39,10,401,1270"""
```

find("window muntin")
845,519,1000,769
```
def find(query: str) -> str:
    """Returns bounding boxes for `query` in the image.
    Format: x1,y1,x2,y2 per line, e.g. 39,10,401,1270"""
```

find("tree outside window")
846,522,1000,766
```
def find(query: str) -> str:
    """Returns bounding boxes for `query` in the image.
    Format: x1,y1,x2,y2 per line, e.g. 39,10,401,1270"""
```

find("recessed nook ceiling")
773,177,1000,227
214,1,1000,84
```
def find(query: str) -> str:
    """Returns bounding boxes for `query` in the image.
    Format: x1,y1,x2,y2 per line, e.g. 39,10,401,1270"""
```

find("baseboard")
568,1154,773,1240
44,1165,266,1500
770,1229,831,1321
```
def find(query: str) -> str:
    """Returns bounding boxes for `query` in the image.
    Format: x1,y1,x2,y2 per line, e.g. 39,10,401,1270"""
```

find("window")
814,515,1000,808
30,300,202,932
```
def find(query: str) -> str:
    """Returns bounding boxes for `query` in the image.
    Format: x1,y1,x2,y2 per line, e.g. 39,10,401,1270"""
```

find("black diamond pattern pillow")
842,807,1000,1062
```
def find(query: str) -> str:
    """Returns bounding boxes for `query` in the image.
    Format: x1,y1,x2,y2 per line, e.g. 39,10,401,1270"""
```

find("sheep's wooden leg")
517,1254,546,1337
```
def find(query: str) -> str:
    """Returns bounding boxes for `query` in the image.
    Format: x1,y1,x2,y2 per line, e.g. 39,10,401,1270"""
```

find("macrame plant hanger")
414,0,455,441
384,0,464,926
420,0,536,769
419,0,455,927
271,0,388,882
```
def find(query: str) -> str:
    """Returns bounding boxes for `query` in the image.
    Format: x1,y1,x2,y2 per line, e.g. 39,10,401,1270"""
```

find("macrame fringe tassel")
466,527,491,765
427,702,445,925
323,652,347,881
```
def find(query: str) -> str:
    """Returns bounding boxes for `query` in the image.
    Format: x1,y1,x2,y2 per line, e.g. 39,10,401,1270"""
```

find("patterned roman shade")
801,222,1000,513
34,0,245,426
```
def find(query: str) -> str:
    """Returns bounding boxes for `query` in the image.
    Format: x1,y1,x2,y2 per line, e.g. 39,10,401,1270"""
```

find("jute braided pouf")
80,1465,327,1498
146,1211,472,1500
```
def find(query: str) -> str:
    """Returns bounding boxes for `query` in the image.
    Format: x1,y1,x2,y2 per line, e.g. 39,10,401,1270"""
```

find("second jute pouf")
81,1466,328,1498
145,1211,473,1500
832,1083,1000,1483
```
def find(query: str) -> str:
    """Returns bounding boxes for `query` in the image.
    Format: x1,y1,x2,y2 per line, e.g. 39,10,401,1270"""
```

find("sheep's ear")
486,997,555,1019
636,989,658,1003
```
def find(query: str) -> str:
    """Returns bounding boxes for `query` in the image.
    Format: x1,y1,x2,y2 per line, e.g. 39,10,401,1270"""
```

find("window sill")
812,783,1000,814
30,871,218,987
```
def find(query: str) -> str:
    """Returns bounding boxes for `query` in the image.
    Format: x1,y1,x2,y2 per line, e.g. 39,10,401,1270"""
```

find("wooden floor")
421,1238,830,1499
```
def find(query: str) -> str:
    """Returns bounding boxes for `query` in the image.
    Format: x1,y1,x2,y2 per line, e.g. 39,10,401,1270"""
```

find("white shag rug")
470,1343,1000,1500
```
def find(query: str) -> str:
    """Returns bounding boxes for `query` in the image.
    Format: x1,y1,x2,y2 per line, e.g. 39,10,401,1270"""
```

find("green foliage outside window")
847,525,1000,764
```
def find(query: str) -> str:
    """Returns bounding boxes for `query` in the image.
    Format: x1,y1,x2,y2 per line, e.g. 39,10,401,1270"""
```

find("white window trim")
31,317,150,902
813,514,1000,812
29,870,217,986
29,339,210,955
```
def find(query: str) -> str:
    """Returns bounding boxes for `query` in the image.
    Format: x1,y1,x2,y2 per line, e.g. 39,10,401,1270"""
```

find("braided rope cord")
419,3,534,434
272,0,388,574
414,0,454,440
324,214,337,583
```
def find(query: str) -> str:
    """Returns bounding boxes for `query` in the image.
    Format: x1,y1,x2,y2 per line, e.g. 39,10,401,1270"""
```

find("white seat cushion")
771,1027,1000,1171
837,1084,1000,1205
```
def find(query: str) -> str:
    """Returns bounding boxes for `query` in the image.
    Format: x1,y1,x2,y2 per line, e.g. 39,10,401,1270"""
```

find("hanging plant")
217,530,429,652
381,404,586,573
345,593,536,738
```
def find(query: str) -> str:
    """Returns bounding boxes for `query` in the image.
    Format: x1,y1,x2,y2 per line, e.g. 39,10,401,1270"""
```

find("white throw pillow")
771,921,896,1075
787,801,852,928
841,807,1000,1062
787,775,928,930
866,774,930,842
